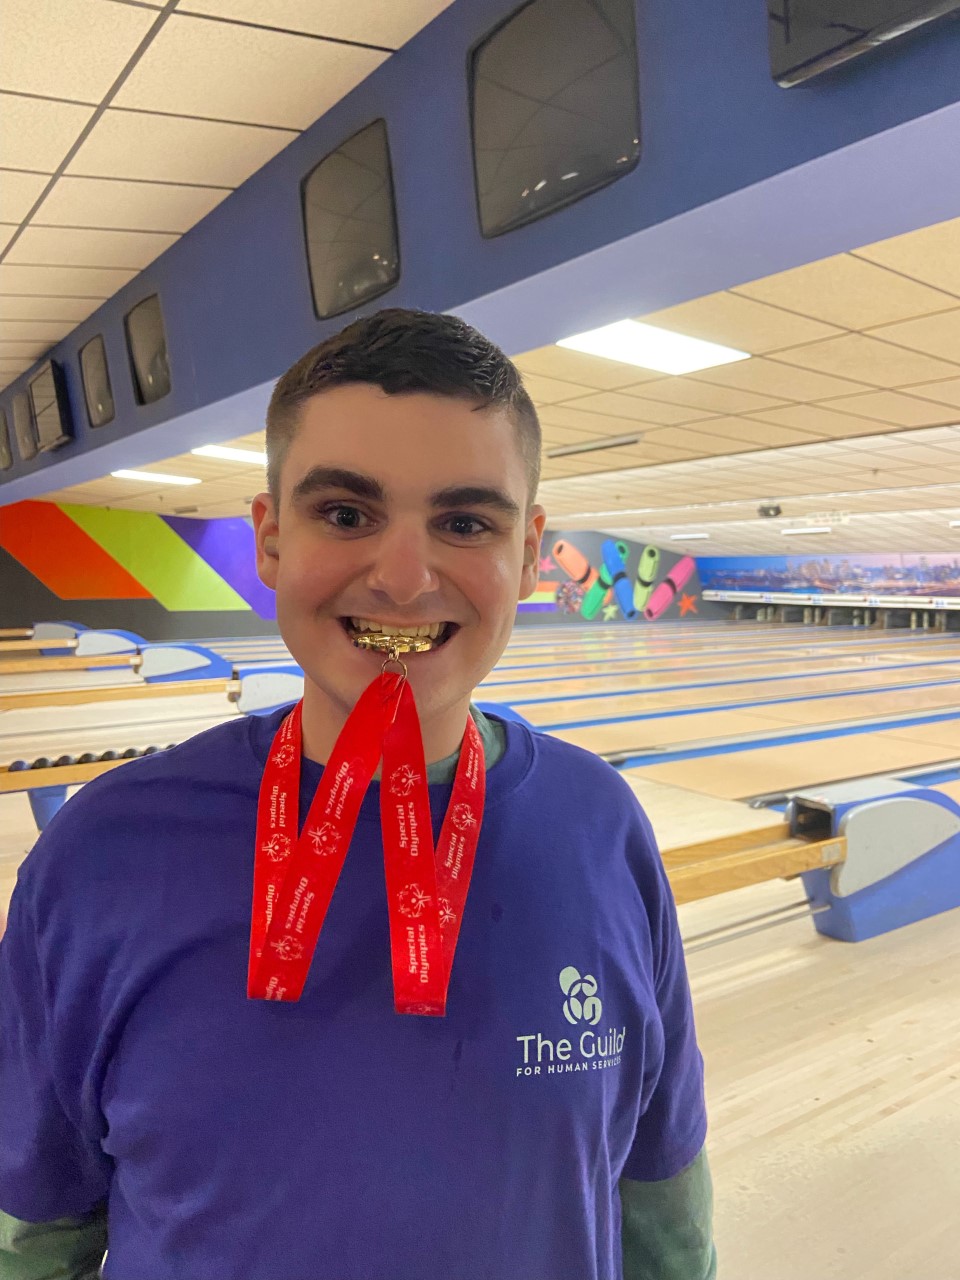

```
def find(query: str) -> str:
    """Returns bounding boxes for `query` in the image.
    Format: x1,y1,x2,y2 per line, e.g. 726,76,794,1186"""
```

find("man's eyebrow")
430,485,521,520
291,467,385,503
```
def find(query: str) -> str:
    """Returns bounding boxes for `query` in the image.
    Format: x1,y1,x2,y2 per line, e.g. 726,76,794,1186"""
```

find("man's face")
252,384,545,739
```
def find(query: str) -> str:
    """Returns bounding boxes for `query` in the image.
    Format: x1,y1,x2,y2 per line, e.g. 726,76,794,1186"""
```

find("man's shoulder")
526,724,643,803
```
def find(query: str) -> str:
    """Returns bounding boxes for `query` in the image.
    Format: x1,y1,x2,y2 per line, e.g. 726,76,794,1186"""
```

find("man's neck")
300,682,472,766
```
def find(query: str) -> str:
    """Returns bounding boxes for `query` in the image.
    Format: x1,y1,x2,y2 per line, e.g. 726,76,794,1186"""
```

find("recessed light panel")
557,319,750,374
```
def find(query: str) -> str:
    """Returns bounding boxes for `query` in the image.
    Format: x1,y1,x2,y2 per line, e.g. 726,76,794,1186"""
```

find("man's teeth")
350,618,445,639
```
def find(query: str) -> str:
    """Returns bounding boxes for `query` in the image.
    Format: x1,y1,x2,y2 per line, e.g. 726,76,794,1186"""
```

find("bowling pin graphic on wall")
645,556,695,621
601,540,637,619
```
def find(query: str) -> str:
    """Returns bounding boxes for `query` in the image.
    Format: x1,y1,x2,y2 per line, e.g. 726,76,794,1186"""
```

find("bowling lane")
518,663,960,727
625,732,960,801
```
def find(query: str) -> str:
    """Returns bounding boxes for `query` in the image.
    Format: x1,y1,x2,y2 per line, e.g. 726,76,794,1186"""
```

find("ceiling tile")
0,169,50,222
113,13,388,129
0,0,157,101
642,427,751,455
733,252,958,328
640,290,843,354
537,404,664,437
0,263,134,297
821,390,960,428
688,417,820,448
0,319,72,343
0,295,100,322
625,376,786,415
907,378,960,410
559,390,717,425
0,338,49,359
867,308,960,364
178,0,455,48
745,404,905,439
5,225,179,269
513,345,661,390
853,216,960,299
0,225,16,256
690,357,869,400
521,372,598,404
36,175,230,232
0,95,94,171
774,333,960,388
66,109,297,186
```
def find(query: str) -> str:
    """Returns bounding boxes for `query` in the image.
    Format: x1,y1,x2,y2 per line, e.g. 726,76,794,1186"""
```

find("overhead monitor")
769,0,960,85
80,335,116,428
301,119,401,319
470,0,641,238
124,294,171,405
29,360,73,452
12,392,37,462
0,410,11,471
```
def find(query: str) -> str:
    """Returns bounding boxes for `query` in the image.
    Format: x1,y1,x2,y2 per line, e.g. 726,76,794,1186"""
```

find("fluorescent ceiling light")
782,526,831,536
950,520,960,528
546,433,640,459
557,320,750,375
111,469,201,486
192,444,267,464
670,532,710,541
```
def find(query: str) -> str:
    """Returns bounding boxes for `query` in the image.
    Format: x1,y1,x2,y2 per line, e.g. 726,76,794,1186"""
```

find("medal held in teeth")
249,629,486,1015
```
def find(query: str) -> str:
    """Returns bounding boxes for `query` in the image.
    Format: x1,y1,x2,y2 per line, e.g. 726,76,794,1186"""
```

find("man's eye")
442,514,489,538
319,504,371,530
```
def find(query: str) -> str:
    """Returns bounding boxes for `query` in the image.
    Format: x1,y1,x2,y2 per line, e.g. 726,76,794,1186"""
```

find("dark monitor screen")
29,360,73,452
471,0,640,238
0,410,11,471
125,294,171,405
769,1,960,85
12,392,37,461
301,119,401,319
80,335,116,428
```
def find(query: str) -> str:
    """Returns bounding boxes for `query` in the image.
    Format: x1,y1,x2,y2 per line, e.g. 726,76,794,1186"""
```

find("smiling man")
0,309,715,1280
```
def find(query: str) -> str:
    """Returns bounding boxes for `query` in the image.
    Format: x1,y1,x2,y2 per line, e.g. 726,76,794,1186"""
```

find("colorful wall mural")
0,502,730,638
522,530,724,625
0,500,279,640
698,553,960,598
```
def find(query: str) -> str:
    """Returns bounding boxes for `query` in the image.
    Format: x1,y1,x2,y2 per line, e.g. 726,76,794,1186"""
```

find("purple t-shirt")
0,710,705,1280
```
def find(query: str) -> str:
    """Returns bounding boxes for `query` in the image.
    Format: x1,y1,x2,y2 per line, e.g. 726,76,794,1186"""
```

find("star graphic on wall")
678,593,698,617
539,555,556,573
602,604,619,621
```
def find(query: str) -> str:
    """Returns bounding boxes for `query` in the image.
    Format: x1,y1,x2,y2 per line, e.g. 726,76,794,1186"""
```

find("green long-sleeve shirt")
0,709,715,1279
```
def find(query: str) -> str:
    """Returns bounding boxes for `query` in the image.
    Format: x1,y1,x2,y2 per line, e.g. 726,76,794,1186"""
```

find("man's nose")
364,525,440,605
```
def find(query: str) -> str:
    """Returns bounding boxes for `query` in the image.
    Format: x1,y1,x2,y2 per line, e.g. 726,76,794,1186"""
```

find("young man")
0,309,716,1279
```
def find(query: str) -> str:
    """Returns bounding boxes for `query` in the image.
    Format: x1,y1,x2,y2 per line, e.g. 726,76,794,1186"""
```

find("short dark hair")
266,308,541,502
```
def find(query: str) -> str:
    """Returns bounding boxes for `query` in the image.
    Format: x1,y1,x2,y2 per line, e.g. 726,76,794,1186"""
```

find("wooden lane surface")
623,731,960,801
0,653,138,676
0,695,237,765
0,628,33,640
484,650,960,700
519,662,960,726
0,637,78,653
0,676,231,713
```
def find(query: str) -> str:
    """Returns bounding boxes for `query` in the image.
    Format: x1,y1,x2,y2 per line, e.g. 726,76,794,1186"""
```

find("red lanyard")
248,671,485,1015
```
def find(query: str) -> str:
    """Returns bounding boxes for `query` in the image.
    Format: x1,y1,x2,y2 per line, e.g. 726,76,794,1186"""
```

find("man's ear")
251,492,280,589
519,504,547,600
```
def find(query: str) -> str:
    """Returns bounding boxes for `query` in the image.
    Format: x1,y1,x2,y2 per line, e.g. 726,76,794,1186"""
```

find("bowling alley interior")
3,1,960,1275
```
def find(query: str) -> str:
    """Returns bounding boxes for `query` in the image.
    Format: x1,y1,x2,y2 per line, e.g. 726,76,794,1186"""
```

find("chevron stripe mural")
0,500,276,619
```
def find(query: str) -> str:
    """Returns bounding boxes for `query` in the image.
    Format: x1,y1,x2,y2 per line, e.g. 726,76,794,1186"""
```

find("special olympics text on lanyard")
248,642,485,1015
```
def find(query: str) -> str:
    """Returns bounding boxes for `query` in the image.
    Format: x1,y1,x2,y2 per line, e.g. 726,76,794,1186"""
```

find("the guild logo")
398,883,432,917
270,935,304,962
261,833,293,863
559,966,602,1026
308,822,340,857
271,746,295,768
450,802,477,832
390,764,421,797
